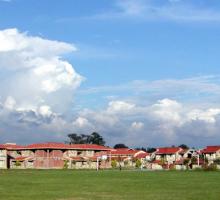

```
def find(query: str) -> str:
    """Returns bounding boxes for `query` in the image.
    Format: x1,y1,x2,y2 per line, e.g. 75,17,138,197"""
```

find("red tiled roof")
0,144,25,150
156,147,182,155
26,143,112,151
110,148,140,156
70,144,113,151
201,146,220,154
1,142,112,151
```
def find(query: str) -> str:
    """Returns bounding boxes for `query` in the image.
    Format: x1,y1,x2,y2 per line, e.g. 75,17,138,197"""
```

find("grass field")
0,170,220,200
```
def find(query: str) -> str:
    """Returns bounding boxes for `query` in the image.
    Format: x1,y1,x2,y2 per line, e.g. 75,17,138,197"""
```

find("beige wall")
0,149,7,169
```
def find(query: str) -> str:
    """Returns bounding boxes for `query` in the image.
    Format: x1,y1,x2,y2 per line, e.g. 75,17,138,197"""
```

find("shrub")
15,161,21,167
111,160,117,168
135,159,142,168
63,160,69,169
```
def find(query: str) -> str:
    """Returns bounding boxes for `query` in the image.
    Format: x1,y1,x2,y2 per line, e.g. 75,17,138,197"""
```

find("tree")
179,144,189,149
146,147,156,153
68,133,85,144
88,132,105,145
135,147,147,152
114,144,128,149
67,132,105,145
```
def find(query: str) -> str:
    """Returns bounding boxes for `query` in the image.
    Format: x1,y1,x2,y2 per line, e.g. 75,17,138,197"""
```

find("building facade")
0,143,112,169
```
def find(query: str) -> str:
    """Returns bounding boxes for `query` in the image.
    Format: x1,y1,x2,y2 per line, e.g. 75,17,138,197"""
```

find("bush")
160,158,166,165
63,160,69,169
135,159,142,168
111,160,117,168
15,161,21,167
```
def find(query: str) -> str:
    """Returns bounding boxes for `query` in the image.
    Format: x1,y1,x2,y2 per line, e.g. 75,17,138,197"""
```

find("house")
155,147,183,164
1,142,112,169
110,148,146,167
154,148,201,170
150,147,183,170
0,143,25,169
201,146,220,165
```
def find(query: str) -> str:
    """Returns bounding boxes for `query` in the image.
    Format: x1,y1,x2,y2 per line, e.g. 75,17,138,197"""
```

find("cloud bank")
72,98,220,147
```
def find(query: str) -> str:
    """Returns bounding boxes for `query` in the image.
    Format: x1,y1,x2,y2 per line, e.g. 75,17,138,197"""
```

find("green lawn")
0,170,220,200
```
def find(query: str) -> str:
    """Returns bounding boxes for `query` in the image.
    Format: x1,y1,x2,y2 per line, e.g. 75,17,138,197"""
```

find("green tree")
88,132,105,145
114,144,128,149
179,144,189,149
68,132,105,145
147,147,156,153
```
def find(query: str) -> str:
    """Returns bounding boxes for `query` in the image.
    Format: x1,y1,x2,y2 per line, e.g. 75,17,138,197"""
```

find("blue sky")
0,0,220,147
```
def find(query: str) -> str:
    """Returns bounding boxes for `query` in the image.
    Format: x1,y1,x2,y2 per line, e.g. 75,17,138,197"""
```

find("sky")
0,0,220,148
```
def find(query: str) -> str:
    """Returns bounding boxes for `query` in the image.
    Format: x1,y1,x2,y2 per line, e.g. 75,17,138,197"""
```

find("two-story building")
201,146,220,164
110,148,147,167
0,142,112,169
155,147,183,164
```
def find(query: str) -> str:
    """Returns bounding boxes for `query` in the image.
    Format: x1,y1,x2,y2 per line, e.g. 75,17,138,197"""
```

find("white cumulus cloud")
0,28,84,142
0,28,83,112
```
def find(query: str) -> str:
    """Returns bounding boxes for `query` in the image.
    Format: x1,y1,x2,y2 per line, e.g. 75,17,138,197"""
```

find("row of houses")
0,142,220,170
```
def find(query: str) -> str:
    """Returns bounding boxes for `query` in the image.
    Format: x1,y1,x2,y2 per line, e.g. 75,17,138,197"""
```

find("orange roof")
156,147,182,154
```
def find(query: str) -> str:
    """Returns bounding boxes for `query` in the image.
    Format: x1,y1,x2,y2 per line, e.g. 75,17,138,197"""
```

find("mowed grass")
0,170,220,200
